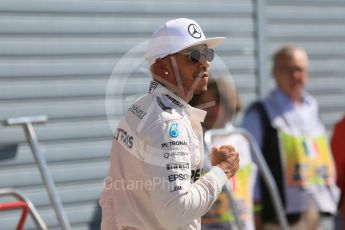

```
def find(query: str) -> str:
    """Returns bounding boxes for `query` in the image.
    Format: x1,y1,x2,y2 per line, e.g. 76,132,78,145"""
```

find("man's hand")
210,145,240,179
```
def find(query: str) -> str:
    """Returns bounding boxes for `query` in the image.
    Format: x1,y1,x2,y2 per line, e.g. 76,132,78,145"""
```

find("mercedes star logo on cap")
188,24,202,39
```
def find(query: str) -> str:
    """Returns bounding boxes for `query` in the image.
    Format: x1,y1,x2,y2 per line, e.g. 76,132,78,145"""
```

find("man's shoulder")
244,100,265,116
242,100,270,129
128,93,186,131
126,93,152,121
136,95,190,144
302,91,318,105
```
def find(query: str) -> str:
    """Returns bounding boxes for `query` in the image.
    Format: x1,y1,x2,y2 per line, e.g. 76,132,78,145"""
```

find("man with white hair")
99,18,240,230
242,46,340,229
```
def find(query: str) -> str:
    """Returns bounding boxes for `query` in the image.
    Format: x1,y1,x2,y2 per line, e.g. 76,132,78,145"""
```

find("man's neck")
153,78,189,102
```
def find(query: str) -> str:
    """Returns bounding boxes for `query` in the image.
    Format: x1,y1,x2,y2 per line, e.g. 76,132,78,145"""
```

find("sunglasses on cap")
179,47,215,64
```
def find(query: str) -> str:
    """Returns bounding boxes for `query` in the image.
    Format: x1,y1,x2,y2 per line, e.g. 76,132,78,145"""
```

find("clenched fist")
210,145,240,179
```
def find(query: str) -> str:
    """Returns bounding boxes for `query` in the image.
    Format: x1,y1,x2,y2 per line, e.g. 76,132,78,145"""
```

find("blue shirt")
241,89,319,148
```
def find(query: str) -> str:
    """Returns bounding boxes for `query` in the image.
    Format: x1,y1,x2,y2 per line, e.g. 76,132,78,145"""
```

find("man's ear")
156,58,170,75
153,58,171,78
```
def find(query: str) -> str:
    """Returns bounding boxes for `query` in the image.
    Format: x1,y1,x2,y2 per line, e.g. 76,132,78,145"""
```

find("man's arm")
141,119,238,229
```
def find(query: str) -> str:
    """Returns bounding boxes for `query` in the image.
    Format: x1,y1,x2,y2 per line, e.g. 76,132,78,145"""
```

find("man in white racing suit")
99,18,240,230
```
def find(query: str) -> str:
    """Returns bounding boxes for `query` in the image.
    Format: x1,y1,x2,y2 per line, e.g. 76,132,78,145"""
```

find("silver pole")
4,116,71,230
254,0,268,98
232,128,289,230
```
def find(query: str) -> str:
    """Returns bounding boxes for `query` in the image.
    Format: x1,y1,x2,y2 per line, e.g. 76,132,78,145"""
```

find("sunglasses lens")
205,48,214,62
184,48,215,63
189,50,201,63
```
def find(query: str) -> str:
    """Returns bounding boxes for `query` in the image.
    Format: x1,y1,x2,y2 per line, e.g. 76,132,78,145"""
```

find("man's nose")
198,55,210,69
291,69,303,79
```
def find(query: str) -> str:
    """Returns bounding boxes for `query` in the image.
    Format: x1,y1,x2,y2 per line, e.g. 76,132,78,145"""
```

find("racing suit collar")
190,106,207,123
149,80,207,122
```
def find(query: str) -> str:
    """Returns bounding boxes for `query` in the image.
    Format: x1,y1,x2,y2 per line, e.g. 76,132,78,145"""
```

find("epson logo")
114,128,133,149
166,163,190,170
168,174,188,182
161,141,187,148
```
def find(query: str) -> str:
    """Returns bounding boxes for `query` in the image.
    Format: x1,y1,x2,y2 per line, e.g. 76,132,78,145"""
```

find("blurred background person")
190,77,258,230
331,115,345,229
242,46,340,230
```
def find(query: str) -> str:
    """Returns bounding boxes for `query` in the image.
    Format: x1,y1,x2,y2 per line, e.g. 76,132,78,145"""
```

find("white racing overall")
100,81,228,230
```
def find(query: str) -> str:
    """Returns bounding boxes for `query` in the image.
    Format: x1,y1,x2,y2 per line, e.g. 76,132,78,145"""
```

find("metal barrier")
3,115,71,230
0,201,28,230
0,188,47,230
204,127,289,230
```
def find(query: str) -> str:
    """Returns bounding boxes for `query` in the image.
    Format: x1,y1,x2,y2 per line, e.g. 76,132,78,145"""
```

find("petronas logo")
169,123,179,138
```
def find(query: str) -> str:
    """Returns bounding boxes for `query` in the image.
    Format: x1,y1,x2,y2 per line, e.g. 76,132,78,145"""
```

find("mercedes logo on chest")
188,24,202,39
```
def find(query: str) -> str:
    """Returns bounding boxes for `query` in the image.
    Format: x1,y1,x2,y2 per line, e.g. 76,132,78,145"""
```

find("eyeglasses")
180,47,215,64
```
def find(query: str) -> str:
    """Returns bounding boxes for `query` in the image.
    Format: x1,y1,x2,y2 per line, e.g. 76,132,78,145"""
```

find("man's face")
169,45,211,100
273,51,308,101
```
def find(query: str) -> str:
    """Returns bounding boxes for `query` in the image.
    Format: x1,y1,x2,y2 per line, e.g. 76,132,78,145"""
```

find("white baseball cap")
145,18,225,66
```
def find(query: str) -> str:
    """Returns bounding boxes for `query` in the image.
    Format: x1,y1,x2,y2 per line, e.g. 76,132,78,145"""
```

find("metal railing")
0,188,47,230
3,115,71,230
